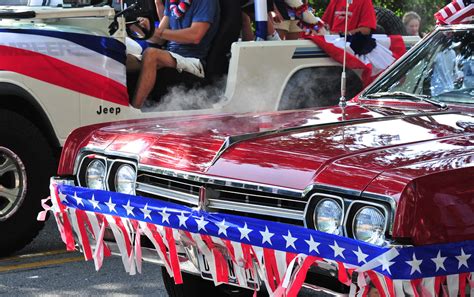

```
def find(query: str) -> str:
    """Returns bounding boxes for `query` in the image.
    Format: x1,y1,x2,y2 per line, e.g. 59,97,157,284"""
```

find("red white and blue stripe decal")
41,183,474,296
0,29,129,106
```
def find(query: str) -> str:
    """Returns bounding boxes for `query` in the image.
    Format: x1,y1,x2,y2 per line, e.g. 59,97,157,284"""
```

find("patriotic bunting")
306,34,406,86
434,0,474,25
0,29,128,105
40,181,474,296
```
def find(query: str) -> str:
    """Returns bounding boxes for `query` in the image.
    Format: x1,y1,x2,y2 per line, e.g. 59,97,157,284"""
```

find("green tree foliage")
308,0,448,32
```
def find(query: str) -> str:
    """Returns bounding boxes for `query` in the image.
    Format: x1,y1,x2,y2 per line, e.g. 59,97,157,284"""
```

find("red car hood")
67,104,474,194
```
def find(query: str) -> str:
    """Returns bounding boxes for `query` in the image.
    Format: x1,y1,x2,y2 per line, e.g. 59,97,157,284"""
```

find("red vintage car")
53,24,474,296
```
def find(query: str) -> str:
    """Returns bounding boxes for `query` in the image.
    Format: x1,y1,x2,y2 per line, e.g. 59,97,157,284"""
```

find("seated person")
240,0,281,41
322,0,376,35
430,48,458,97
273,0,326,39
131,0,220,109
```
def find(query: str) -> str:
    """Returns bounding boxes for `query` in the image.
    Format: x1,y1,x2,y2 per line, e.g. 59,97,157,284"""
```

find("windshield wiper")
365,91,448,109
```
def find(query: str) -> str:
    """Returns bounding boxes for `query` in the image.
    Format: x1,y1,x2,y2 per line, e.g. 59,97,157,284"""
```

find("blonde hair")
402,11,421,26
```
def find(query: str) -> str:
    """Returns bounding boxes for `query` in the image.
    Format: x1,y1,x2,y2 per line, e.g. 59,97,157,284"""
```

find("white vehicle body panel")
0,5,420,147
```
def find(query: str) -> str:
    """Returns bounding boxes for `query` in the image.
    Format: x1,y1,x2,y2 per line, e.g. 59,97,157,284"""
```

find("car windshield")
363,28,473,105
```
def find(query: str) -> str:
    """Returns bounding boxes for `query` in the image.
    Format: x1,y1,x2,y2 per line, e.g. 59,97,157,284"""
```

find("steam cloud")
142,75,227,112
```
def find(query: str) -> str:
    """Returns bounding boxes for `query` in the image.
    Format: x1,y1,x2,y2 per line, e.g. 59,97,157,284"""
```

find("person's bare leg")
126,54,142,73
132,48,177,109
276,29,287,40
286,31,300,40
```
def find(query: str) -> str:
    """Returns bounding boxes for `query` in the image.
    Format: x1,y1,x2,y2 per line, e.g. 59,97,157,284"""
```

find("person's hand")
137,17,150,31
315,26,328,35
270,10,283,23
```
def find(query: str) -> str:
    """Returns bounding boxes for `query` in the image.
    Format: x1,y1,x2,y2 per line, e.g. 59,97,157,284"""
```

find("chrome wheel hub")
0,147,27,221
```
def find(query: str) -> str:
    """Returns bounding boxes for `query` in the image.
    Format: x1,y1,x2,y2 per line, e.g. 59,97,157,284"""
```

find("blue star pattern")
58,185,474,280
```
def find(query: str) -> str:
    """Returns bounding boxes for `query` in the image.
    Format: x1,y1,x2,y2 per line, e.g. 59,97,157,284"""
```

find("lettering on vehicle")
96,105,121,115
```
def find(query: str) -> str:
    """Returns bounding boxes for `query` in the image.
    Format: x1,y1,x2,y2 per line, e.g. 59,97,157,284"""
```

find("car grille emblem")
198,186,209,211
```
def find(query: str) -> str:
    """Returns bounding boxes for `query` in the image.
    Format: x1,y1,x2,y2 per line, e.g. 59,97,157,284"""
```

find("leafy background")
309,0,449,32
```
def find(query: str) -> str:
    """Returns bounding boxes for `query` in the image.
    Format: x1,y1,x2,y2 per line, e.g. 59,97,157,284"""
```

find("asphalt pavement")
0,218,322,297
0,218,167,297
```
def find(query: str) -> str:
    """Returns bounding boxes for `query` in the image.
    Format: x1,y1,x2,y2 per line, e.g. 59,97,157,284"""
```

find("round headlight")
86,160,106,190
115,164,136,194
314,199,343,235
353,207,386,245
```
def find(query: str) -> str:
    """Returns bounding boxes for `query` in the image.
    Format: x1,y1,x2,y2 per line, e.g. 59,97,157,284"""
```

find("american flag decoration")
434,0,474,25
0,29,128,106
305,34,406,87
40,181,474,297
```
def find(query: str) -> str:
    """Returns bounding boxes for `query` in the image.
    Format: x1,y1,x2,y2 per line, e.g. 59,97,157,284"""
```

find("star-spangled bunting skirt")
38,180,474,297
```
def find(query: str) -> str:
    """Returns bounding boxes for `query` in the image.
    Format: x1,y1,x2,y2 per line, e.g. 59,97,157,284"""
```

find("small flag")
434,0,474,25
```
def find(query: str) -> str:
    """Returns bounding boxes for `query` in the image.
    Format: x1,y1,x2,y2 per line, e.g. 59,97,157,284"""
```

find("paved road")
0,218,325,297
1,218,167,297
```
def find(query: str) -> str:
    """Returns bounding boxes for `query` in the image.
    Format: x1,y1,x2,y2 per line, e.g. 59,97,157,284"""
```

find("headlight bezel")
85,159,107,190
313,198,344,235
76,153,137,194
351,205,387,245
305,192,391,246
305,193,345,236
112,163,137,195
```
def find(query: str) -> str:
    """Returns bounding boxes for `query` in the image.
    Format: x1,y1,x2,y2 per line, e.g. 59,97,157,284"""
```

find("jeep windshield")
362,26,473,106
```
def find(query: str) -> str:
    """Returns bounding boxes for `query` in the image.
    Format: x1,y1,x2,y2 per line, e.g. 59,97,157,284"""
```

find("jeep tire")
0,110,55,256
161,268,259,297
374,7,406,35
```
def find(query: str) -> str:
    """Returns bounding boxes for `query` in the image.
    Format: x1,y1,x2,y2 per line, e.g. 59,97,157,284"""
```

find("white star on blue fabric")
304,235,320,254
329,241,345,259
377,254,395,275
196,216,208,232
140,203,152,220
73,192,84,206
216,219,229,237
123,200,135,217
238,223,252,241
353,247,368,264
283,230,297,249
406,253,423,275
159,207,170,224
90,194,101,210
260,226,274,245
431,251,447,272
456,248,471,269
177,211,188,228
105,197,117,213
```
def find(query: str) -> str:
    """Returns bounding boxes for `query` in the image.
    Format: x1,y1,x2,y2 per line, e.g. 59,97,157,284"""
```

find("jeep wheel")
161,268,259,297
0,110,55,256
374,7,406,35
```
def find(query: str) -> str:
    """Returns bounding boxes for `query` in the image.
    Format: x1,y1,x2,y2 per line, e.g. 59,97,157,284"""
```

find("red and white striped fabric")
42,184,474,297
434,0,474,25
307,34,406,86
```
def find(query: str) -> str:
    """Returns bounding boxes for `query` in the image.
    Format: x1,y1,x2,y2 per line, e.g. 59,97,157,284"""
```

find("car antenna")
338,0,352,113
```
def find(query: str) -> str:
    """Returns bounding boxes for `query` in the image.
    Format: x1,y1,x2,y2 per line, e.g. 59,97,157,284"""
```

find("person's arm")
349,26,372,35
155,0,165,21
155,21,211,44
146,16,169,44
352,0,376,35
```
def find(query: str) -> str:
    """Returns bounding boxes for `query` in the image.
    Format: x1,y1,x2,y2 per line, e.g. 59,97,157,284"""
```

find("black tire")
374,7,406,35
0,110,56,256
161,267,259,297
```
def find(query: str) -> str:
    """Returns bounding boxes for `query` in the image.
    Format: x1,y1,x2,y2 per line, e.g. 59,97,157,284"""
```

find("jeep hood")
70,105,474,193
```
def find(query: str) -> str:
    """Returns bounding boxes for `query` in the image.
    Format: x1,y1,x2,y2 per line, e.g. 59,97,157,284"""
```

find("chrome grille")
136,172,306,225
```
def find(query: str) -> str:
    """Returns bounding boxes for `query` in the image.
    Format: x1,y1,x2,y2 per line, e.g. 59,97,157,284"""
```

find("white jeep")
0,0,419,255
